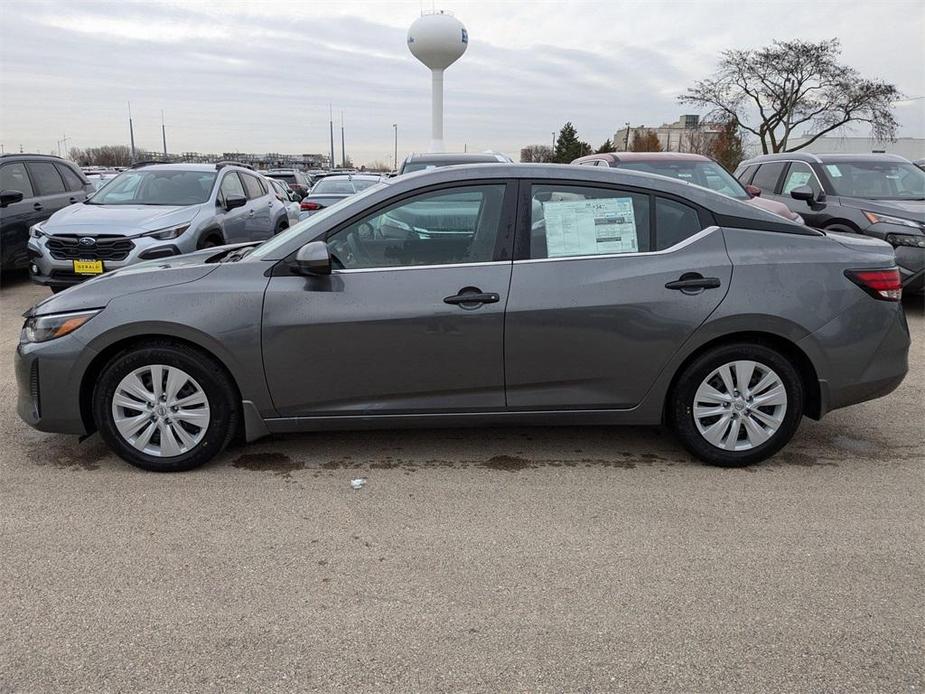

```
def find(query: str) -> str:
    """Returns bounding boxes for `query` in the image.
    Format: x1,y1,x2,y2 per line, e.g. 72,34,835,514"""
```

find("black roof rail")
129,160,166,169
215,160,254,171
0,152,65,160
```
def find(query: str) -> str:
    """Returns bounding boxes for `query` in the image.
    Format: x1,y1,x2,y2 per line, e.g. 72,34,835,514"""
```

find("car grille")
46,235,135,261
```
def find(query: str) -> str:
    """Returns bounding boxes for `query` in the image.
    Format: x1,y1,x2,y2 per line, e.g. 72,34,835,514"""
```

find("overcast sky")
1,0,923,165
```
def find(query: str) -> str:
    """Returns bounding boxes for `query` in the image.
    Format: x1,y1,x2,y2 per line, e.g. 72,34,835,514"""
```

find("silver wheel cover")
111,365,211,458
693,360,787,452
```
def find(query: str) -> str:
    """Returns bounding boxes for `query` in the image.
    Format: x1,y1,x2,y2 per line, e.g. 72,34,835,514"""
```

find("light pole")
623,122,630,151
551,131,556,157
393,123,398,170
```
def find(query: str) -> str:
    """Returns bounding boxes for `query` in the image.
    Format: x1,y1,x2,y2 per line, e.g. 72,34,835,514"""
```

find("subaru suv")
0,153,93,271
28,162,288,291
735,153,925,292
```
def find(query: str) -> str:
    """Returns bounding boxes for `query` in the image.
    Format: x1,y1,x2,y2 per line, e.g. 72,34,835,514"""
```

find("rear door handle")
444,287,500,307
665,273,721,292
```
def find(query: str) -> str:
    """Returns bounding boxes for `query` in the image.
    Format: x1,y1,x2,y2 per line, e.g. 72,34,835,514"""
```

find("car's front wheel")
669,342,804,467
92,342,239,472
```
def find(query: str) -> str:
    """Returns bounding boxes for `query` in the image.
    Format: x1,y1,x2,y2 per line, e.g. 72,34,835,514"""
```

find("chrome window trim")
513,226,720,264
333,259,511,274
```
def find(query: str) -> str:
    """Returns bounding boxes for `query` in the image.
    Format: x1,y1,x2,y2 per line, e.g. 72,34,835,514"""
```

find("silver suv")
28,162,289,291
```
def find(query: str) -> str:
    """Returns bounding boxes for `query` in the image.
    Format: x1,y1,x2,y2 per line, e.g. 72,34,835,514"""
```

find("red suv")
571,152,804,224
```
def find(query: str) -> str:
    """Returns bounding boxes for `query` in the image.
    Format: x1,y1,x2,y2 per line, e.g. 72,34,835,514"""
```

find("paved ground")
1,271,922,693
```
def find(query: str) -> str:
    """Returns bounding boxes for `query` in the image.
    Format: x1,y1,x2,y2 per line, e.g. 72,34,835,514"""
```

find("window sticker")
825,164,842,177
542,197,638,257
783,171,812,193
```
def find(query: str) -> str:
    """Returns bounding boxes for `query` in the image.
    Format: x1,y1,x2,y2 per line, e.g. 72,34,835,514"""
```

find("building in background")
613,115,721,153
780,136,925,160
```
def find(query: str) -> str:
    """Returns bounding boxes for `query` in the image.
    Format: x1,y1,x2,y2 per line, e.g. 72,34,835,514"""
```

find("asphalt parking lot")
1,272,922,693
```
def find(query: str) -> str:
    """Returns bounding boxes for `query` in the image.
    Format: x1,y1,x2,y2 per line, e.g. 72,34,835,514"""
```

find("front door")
778,162,828,227
217,172,249,243
505,182,732,409
262,182,515,416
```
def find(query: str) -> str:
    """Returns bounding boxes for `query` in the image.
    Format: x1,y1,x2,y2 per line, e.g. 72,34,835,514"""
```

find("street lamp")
393,123,398,171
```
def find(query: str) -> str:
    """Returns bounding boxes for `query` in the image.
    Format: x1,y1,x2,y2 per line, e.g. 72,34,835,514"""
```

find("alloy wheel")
111,364,211,457
692,360,787,451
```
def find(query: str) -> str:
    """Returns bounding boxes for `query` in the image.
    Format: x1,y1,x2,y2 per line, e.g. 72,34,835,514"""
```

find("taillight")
845,268,903,301
300,200,323,211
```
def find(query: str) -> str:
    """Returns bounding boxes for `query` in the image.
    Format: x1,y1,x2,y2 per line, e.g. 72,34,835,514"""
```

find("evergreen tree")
596,138,616,154
554,122,592,163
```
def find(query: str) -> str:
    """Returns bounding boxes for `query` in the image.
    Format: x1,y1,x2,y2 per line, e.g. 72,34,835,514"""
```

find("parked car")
0,154,93,271
572,152,804,224
16,164,909,472
264,176,301,226
298,174,383,219
734,153,924,292
28,162,288,291
914,159,924,172
84,169,120,191
263,169,312,199
398,151,512,175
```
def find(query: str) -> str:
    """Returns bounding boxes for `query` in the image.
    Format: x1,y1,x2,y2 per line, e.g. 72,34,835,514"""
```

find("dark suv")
263,170,312,199
0,154,93,270
735,153,924,292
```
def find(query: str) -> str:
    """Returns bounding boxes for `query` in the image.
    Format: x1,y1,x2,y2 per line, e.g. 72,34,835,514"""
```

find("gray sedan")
15,164,909,472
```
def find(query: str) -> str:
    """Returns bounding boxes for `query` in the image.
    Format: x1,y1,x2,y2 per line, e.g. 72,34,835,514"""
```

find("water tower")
407,11,468,152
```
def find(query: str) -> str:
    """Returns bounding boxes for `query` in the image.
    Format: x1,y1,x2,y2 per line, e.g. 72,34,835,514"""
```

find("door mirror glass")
294,240,332,275
744,184,761,198
789,185,815,202
224,194,247,210
0,189,24,207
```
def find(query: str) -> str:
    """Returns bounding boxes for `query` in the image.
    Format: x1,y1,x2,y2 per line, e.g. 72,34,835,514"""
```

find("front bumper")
15,333,97,435
28,234,190,287
894,246,925,293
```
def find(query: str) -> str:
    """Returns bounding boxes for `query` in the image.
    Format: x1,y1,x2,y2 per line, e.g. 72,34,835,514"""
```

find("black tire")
196,232,224,250
668,342,804,467
50,286,69,294
274,219,289,235
92,342,239,472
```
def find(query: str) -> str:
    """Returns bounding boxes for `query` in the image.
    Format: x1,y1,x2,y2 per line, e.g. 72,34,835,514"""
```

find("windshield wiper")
221,245,258,263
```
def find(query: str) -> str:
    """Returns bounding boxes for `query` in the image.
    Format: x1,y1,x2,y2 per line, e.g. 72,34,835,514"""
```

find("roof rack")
215,160,254,171
129,160,167,169
0,152,65,159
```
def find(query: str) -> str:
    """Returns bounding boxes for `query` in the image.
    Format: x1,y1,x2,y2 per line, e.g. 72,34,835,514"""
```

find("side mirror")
294,240,332,276
744,184,761,198
789,185,815,202
0,190,24,208
224,194,247,210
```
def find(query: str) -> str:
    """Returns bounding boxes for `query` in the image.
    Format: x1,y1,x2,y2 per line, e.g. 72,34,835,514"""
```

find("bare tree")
684,127,712,155
679,39,900,153
520,145,554,162
630,129,662,152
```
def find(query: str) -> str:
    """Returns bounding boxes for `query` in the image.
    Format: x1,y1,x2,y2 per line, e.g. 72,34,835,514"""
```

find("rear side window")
241,174,266,199
26,162,66,196
528,185,651,259
750,162,786,193
0,163,34,198
655,197,703,250
735,165,756,183
56,164,85,192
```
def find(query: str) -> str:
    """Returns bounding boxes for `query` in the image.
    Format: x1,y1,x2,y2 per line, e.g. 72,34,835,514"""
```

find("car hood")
43,202,198,235
745,196,801,221
26,245,245,317
837,197,925,221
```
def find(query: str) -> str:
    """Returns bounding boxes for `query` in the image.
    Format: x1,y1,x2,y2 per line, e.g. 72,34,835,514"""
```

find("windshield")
266,173,296,184
619,160,749,200
822,161,925,200
89,169,216,205
249,182,389,259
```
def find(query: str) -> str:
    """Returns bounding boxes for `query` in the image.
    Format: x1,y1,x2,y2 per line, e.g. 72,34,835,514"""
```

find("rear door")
262,182,515,416
25,161,72,220
241,173,273,239
505,181,731,409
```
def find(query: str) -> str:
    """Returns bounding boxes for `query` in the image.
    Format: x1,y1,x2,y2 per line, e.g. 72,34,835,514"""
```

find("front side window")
219,172,246,202
89,170,216,205
26,162,65,196
241,174,265,199
327,184,506,270
781,162,821,195
822,161,925,200
528,185,650,259
0,163,34,198
750,162,786,193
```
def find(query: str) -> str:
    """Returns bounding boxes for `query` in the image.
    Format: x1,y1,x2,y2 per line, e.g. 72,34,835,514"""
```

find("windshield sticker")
542,198,638,257
825,164,842,177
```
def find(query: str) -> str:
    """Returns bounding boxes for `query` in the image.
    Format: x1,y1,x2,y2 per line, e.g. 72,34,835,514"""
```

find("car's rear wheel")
92,342,238,472
668,343,804,467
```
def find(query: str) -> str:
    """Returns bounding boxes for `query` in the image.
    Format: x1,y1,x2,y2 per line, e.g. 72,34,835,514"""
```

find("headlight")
139,224,190,241
22,310,101,344
862,211,924,230
885,233,925,248
30,222,46,239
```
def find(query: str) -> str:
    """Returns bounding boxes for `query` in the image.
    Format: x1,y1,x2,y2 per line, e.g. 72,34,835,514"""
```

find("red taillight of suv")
300,200,323,211
845,268,903,301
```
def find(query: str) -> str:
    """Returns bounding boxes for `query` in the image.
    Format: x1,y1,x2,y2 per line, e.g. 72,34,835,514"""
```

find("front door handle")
665,273,721,292
33,203,43,211
444,287,500,307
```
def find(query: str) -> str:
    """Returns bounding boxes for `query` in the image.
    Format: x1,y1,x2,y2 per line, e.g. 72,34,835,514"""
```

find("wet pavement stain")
479,455,533,472
231,452,305,477
773,451,838,467
29,442,105,471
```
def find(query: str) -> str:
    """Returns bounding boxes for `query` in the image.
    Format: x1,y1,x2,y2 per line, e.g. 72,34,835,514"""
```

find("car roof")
404,152,510,163
573,152,711,165
128,163,222,173
316,173,382,180
741,152,912,166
